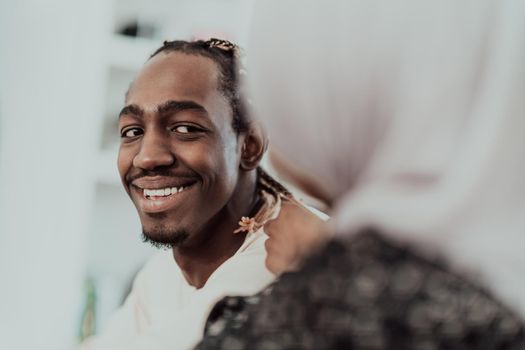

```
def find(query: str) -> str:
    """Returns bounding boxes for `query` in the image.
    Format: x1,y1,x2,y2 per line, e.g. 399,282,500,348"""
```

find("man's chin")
142,226,189,249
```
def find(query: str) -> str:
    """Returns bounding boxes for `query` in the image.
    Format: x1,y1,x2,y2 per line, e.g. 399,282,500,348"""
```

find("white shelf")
107,35,161,71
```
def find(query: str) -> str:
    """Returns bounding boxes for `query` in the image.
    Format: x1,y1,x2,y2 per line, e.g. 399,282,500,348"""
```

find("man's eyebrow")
118,100,208,120
157,100,208,116
119,104,144,118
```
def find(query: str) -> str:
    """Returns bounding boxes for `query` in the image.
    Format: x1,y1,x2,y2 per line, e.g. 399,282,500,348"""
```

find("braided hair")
257,167,295,201
150,38,249,134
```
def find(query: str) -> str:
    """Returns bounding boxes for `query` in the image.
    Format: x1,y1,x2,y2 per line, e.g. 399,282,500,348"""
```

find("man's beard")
142,225,189,249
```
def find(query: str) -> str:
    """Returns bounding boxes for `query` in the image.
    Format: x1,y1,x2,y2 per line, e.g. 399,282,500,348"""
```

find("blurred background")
0,0,257,349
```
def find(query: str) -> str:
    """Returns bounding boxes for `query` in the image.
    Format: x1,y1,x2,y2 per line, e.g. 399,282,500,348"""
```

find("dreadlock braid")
257,167,294,200
232,166,303,235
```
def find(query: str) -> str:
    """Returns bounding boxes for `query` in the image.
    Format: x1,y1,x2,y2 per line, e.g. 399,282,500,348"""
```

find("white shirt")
78,228,274,350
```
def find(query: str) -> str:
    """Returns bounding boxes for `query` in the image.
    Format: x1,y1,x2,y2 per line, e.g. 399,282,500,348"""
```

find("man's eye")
121,128,143,138
172,125,201,134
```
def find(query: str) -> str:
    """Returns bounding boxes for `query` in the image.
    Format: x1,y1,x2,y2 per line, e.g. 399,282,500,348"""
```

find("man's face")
118,52,242,247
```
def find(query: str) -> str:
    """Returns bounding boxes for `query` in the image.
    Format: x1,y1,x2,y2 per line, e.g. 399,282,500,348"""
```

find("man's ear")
240,122,268,171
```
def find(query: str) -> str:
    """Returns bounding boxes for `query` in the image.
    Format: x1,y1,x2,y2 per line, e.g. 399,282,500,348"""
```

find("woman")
195,0,525,349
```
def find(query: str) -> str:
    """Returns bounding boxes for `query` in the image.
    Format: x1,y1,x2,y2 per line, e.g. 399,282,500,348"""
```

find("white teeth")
143,186,187,198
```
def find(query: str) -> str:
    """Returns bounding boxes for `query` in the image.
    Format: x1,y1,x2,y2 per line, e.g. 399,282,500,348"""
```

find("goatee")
142,226,189,249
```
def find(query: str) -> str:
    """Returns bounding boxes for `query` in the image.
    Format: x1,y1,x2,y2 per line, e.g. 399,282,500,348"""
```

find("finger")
263,217,279,236
265,237,297,266
265,254,292,275
265,237,287,256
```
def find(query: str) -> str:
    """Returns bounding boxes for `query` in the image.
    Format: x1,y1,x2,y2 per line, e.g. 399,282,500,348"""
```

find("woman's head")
247,0,525,313
247,0,525,229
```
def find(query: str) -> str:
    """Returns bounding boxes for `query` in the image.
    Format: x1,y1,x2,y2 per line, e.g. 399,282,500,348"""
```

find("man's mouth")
142,185,190,199
130,177,198,213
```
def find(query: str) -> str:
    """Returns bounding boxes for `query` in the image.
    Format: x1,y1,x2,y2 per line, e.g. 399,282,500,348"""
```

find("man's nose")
133,131,175,170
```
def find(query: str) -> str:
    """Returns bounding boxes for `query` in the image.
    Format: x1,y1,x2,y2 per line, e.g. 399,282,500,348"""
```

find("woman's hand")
264,200,330,275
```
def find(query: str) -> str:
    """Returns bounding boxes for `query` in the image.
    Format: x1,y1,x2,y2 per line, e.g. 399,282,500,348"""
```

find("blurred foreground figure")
196,0,525,348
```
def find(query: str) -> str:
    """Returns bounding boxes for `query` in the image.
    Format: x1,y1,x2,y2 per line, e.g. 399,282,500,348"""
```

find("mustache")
126,168,198,183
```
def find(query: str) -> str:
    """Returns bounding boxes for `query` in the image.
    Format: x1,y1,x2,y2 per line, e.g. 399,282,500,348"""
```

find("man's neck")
172,171,259,289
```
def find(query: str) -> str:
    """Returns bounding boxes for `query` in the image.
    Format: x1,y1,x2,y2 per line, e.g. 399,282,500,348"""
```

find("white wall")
0,1,111,349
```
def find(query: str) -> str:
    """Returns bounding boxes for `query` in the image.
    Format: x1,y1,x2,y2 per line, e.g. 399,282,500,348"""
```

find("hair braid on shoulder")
257,167,294,200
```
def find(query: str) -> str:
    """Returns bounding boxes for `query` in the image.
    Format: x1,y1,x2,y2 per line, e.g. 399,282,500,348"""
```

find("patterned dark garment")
195,229,525,350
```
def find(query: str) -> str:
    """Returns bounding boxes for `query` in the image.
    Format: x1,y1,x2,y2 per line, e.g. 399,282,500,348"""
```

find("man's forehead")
142,53,219,86
126,52,222,102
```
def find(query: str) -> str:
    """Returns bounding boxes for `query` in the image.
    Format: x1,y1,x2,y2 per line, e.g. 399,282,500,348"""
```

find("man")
79,39,291,350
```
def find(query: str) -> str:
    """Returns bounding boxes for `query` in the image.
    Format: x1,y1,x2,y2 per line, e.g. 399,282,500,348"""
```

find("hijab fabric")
247,0,525,315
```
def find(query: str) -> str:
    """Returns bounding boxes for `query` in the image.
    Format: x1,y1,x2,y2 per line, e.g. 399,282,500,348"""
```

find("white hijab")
247,0,525,315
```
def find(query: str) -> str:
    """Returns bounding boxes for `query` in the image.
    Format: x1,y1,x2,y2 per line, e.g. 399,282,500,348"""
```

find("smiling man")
118,40,265,289
78,39,292,350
